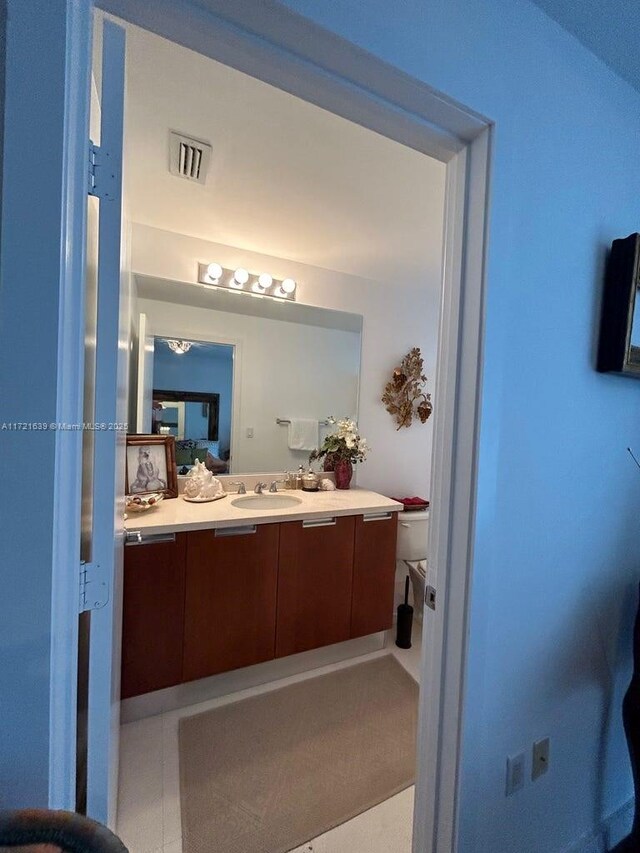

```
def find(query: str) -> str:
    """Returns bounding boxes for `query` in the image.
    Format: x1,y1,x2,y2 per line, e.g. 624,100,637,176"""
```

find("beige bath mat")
179,654,418,853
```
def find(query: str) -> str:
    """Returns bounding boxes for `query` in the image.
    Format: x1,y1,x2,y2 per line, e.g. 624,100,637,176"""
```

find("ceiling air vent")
169,131,212,184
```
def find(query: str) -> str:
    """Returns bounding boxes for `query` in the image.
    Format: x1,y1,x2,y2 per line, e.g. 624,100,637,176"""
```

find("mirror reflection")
139,290,362,476
152,338,234,474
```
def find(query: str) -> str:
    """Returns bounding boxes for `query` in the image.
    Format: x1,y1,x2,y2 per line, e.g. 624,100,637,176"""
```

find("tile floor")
116,623,423,853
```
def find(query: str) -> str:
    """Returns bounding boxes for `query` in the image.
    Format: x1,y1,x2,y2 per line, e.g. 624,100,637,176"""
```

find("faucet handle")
229,481,246,494
254,482,268,494
269,479,287,493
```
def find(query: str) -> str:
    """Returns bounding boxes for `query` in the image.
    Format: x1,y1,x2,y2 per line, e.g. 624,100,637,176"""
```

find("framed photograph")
125,434,178,498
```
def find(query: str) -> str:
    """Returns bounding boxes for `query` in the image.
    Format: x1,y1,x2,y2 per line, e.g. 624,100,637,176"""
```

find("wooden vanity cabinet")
121,508,399,698
276,516,356,658
350,512,398,639
121,533,187,699
182,524,280,682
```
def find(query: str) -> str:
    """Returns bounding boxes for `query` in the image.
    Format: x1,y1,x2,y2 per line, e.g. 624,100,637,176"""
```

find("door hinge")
79,560,109,613
425,585,437,612
88,141,117,200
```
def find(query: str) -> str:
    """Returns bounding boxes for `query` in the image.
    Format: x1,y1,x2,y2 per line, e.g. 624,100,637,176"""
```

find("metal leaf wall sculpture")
381,347,433,430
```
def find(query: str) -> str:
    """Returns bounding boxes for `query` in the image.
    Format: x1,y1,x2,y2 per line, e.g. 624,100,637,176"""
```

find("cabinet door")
121,533,186,699
276,516,355,658
351,513,398,638
183,524,279,682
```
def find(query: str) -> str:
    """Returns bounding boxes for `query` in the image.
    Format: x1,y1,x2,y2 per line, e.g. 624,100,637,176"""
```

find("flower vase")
323,453,336,473
334,459,353,490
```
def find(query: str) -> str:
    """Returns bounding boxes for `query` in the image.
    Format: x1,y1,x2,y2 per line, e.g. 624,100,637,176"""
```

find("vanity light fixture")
206,262,223,283
166,339,192,355
232,267,249,288
254,272,273,293
197,263,298,302
274,277,297,298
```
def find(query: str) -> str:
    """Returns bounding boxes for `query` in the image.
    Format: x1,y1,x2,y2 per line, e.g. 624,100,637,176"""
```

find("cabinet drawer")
276,515,355,658
182,524,279,682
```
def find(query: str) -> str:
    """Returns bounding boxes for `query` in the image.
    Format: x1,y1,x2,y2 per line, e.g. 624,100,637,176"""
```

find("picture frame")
597,232,640,378
153,389,220,441
125,434,178,498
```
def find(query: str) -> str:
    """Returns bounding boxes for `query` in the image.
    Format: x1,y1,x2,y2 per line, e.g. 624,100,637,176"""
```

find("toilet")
396,509,430,620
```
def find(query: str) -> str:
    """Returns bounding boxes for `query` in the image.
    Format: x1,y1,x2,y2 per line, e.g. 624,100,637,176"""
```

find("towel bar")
276,418,331,425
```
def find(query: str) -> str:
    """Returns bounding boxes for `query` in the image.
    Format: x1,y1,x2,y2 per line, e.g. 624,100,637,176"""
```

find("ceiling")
123,23,445,285
530,0,640,92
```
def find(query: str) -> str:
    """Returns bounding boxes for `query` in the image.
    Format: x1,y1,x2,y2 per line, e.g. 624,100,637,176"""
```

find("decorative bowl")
125,492,164,512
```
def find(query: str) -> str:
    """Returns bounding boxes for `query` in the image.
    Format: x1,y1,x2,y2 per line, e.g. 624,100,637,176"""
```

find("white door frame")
47,0,492,847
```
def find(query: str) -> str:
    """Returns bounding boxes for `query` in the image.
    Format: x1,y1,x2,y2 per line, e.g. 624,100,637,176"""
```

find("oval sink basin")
231,494,303,510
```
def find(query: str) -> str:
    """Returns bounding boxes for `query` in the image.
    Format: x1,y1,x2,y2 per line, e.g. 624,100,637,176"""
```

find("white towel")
287,418,319,451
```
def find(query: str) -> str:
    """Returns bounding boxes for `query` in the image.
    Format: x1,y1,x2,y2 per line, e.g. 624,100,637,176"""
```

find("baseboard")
121,631,386,723
562,799,634,853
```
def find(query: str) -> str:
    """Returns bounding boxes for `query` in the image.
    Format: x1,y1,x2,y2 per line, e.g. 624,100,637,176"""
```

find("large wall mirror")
136,276,362,475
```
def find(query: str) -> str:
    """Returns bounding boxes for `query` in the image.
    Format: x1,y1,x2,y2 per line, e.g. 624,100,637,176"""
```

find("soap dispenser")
295,465,304,489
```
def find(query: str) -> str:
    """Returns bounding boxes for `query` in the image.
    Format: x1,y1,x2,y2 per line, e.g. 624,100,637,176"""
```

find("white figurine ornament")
182,458,225,501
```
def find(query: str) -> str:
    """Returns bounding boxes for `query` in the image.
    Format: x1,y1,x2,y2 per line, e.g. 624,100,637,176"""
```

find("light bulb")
257,273,273,290
207,262,222,281
233,267,249,287
281,278,296,294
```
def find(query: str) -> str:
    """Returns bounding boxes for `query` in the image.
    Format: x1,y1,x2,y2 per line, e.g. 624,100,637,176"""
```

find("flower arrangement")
309,418,369,466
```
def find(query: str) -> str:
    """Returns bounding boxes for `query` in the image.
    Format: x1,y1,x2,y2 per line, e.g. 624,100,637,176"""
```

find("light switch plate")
532,737,550,781
506,752,525,796
246,427,254,438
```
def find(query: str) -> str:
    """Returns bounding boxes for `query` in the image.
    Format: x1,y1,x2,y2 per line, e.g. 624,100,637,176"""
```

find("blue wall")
278,1,640,851
153,340,233,455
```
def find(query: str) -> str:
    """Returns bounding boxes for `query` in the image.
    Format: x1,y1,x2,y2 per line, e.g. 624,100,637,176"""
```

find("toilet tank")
396,509,430,561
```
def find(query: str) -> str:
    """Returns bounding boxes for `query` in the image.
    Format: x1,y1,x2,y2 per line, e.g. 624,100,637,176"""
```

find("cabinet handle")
362,512,393,523
214,525,257,537
302,517,337,528
125,531,176,546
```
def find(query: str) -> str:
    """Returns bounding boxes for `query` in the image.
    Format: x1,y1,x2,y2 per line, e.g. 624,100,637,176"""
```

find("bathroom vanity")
122,489,402,699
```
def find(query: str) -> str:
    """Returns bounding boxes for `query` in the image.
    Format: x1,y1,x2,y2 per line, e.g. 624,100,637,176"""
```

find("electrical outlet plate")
506,752,525,796
532,737,550,781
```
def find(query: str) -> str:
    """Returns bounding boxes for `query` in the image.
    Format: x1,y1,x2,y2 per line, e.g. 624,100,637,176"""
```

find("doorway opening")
63,5,491,853
115,19,444,852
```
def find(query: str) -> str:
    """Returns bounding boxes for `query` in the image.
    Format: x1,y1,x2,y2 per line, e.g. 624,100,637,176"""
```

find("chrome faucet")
254,482,268,494
269,479,287,492
229,481,246,494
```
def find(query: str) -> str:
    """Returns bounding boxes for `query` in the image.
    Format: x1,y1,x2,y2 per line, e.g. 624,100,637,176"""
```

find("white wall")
131,225,443,497
276,1,640,852
139,296,361,473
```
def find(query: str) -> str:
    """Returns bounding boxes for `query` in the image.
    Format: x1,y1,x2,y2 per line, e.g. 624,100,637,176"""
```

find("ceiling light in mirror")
166,339,192,355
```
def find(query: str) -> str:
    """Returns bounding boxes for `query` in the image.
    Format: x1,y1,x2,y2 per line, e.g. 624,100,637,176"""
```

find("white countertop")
124,488,403,535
